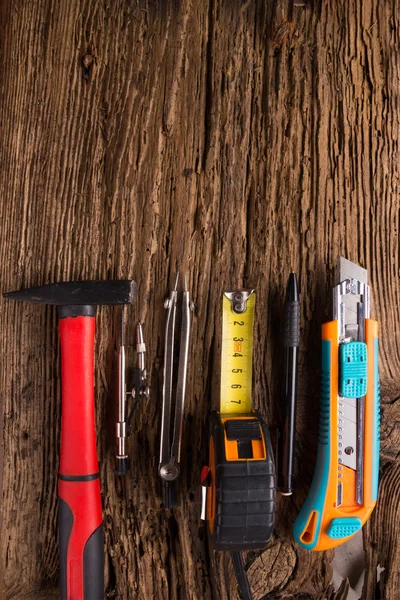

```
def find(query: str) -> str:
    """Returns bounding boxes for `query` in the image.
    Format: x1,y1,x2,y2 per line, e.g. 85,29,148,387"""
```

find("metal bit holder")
116,309,150,476
159,274,193,508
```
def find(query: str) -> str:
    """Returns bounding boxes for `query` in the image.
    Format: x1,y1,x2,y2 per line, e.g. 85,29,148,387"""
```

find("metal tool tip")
136,321,144,343
174,273,179,291
183,273,188,291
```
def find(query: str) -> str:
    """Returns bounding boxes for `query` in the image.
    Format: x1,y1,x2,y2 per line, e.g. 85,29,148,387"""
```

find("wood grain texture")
0,0,399,598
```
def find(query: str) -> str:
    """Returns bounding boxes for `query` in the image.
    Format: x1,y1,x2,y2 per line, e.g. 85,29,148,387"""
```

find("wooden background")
0,0,399,598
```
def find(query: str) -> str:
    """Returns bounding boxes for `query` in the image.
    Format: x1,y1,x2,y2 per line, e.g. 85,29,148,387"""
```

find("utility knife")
293,257,380,550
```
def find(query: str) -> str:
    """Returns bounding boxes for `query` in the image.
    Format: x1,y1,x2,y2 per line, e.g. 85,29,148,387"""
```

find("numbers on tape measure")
220,294,255,414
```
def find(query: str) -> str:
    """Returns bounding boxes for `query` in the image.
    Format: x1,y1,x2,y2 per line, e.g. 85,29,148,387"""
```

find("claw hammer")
4,280,136,600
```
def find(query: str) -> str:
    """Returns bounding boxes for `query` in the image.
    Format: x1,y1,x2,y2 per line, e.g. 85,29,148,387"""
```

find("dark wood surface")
1,1,399,598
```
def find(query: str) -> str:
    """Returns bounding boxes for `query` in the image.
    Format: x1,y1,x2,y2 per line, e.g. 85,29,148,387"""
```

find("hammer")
4,280,136,600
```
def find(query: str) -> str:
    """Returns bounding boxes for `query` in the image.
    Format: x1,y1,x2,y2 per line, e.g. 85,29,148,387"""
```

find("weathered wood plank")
0,0,399,598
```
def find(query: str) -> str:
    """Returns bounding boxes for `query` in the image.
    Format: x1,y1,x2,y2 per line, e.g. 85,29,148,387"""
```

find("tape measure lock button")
225,420,262,441
224,419,265,460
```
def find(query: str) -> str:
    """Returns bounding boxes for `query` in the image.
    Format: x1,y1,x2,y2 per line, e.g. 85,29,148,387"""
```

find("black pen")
278,272,300,495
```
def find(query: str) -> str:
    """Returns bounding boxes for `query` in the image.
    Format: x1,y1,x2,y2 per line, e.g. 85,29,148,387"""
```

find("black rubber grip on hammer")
59,498,104,600
83,525,105,600
59,498,73,598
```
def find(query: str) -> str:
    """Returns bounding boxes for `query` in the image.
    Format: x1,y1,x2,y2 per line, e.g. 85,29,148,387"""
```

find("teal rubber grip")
327,517,362,539
339,341,368,398
293,339,331,549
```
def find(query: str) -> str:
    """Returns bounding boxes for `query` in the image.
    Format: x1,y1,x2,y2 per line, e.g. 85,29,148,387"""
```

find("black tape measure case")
206,411,276,551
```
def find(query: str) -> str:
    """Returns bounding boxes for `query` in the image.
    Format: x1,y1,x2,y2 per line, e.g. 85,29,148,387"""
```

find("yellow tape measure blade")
220,291,255,414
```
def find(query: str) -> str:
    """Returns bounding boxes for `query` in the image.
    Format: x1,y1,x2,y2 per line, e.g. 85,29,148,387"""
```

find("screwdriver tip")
183,273,188,291
174,273,179,291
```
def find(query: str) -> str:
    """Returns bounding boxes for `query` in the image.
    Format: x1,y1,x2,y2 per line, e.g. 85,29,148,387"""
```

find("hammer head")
3,280,136,306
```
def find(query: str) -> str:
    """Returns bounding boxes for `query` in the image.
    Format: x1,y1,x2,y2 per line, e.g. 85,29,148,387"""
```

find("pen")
278,272,300,495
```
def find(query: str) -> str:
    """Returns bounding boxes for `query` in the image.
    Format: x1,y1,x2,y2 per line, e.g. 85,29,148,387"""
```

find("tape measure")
202,290,276,553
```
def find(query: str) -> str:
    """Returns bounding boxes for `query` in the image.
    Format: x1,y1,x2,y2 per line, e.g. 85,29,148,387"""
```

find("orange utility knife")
294,257,380,550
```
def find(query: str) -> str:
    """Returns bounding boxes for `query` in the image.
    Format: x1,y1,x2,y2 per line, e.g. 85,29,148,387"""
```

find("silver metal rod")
358,301,365,343
170,274,191,465
356,398,365,505
136,321,146,376
117,307,127,459
356,300,365,505
335,258,370,506
159,275,178,468
337,481,343,507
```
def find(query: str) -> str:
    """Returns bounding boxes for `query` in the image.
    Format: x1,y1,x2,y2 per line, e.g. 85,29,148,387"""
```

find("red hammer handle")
58,314,104,600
